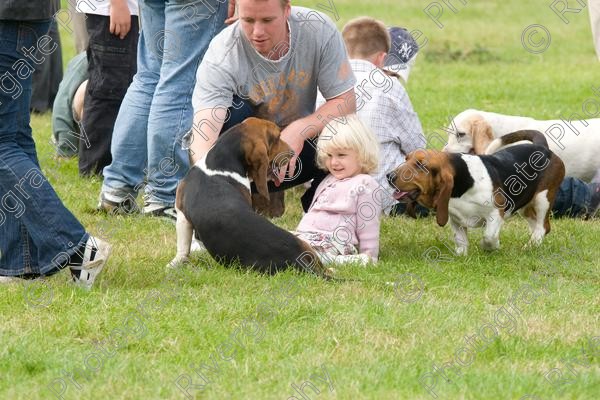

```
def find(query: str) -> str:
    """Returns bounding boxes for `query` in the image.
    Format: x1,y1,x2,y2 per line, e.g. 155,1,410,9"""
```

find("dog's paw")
480,238,500,251
524,232,544,249
166,255,190,270
454,246,468,256
524,238,544,249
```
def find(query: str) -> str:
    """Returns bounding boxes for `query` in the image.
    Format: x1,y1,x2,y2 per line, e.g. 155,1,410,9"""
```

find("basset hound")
168,117,332,278
388,130,565,255
444,108,600,181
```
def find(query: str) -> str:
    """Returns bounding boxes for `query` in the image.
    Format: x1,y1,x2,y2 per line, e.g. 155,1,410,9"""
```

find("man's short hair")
248,0,290,8
342,17,390,59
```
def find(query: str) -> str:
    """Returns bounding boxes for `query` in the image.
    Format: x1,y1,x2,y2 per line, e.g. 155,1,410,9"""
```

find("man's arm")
189,106,229,163
278,88,356,179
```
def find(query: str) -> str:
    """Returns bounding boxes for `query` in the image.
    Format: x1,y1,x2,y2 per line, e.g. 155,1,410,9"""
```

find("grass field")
1,0,600,399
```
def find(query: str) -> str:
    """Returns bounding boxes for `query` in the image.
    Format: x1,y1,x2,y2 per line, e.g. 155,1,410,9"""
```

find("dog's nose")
386,171,397,187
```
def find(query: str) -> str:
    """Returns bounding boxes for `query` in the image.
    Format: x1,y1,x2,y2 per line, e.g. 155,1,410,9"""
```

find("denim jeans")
101,0,228,206
552,177,591,217
0,19,88,276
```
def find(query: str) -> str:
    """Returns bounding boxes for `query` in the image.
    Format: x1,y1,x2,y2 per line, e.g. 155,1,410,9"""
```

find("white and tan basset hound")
444,109,600,181
389,130,565,255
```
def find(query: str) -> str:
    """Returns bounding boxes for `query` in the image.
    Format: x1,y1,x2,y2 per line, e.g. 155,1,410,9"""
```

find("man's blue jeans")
553,177,592,217
101,0,228,206
0,19,87,276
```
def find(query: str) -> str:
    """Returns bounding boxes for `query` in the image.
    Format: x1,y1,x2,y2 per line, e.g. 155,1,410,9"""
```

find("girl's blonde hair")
316,114,379,174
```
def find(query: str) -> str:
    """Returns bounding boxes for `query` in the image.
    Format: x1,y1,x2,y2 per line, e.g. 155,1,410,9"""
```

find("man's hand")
110,0,131,39
278,120,310,182
225,0,238,25
275,90,356,182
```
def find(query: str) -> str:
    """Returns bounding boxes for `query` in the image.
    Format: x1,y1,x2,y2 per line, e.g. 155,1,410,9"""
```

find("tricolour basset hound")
444,108,600,181
388,130,565,255
168,117,332,278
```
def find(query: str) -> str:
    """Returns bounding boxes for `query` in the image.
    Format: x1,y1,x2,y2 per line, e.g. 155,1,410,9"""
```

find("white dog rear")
444,109,600,181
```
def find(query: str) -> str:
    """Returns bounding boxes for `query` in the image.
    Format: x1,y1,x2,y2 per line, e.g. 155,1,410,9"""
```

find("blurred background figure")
70,0,90,53
31,13,63,113
590,0,600,61
51,52,89,158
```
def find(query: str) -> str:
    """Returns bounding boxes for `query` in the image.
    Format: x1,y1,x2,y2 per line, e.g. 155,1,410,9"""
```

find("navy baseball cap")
384,27,419,82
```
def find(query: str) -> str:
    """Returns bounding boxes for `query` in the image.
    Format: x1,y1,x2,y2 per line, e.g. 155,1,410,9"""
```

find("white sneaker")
69,236,112,289
0,276,22,284
141,198,177,222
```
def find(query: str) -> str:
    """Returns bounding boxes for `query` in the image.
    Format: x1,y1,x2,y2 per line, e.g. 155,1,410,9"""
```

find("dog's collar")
195,156,251,191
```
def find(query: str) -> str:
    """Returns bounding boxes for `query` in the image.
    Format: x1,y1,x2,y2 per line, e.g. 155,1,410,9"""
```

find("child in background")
77,0,139,176
341,17,427,216
294,115,382,265
52,52,88,158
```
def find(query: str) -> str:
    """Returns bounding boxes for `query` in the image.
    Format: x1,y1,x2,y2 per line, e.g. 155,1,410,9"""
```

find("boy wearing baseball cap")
341,17,427,216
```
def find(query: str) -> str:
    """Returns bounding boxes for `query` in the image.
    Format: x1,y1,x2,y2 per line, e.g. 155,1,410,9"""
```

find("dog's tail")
484,129,548,155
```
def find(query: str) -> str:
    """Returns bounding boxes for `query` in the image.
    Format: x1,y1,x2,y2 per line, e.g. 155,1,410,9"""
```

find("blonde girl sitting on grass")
294,115,382,265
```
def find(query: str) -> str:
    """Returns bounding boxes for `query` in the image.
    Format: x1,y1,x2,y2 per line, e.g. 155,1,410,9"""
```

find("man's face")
238,0,291,60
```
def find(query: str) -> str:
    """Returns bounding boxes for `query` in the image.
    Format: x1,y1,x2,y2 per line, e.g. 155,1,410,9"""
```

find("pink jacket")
296,174,382,261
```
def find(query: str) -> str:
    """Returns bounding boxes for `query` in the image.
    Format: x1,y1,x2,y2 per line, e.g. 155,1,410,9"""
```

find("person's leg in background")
31,19,63,113
51,52,89,158
551,175,600,218
0,19,108,286
79,13,138,176
143,0,228,217
589,0,600,61
68,1,90,53
99,1,164,213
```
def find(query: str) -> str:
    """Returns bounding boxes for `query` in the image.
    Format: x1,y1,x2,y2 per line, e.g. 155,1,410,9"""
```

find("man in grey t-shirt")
190,0,356,208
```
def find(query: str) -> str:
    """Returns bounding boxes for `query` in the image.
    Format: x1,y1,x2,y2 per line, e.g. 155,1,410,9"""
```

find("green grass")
2,0,600,399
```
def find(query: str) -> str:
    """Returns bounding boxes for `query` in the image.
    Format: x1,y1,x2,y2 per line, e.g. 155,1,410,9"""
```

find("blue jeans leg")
102,0,228,206
552,177,591,218
100,5,161,202
0,20,87,276
145,0,228,205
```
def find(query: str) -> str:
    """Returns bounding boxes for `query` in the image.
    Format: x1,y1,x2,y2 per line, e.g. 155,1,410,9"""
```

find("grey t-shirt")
192,6,355,127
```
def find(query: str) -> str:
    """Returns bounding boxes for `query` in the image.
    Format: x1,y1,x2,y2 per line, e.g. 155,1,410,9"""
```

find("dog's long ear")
243,119,272,203
434,169,454,226
246,141,271,203
471,119,494,154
